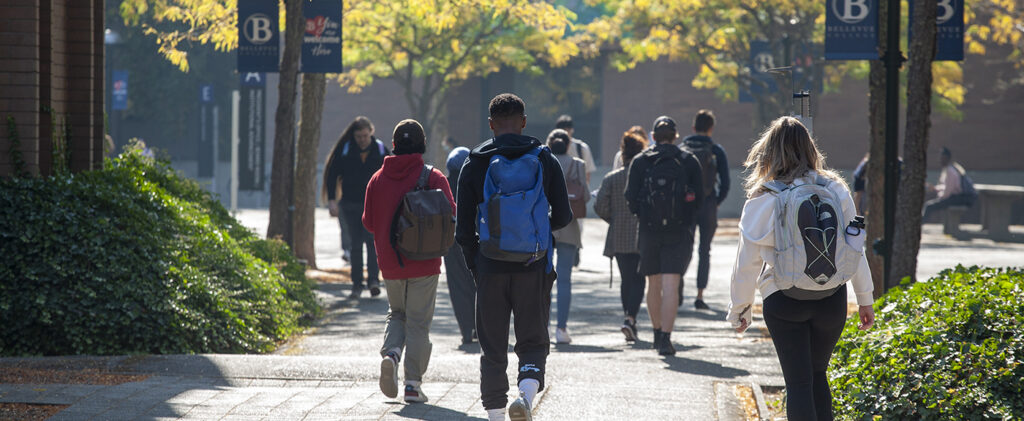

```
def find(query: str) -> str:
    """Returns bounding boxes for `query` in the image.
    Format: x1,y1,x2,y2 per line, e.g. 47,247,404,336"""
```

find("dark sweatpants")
342,204,379,288
763,287,848,421
921,193,973,222
694,198,718,290
443,245,477,342
476,267,555,410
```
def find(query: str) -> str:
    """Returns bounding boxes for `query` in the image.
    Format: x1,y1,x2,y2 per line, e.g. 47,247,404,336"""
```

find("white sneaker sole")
379,358,398,398
508,397,532,421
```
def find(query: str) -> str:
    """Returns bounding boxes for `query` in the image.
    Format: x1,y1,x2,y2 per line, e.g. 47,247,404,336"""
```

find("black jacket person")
455,93,572,419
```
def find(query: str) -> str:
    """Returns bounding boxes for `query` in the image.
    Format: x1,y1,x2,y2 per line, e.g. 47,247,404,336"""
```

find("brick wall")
0,0,104,178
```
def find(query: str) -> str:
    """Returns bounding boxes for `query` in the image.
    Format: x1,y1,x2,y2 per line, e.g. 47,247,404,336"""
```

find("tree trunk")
891,0,936,283
266,0,303,244
865,0,890,298
292,73,327,268
866,60,887,297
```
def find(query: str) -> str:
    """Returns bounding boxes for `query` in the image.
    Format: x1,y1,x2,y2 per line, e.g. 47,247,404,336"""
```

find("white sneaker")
555,327,571,344
508,390,533,421
379,353,399,398
404,382,428,403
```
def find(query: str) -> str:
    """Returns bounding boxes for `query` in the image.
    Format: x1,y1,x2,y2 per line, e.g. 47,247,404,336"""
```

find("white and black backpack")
763,173,864,300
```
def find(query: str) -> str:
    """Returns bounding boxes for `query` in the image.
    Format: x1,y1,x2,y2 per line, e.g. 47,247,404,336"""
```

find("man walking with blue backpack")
456,93,573,421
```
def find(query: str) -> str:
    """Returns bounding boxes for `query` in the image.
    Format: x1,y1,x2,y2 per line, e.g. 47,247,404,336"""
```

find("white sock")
486,408,505,421
519,378,540,406
405,379,421,387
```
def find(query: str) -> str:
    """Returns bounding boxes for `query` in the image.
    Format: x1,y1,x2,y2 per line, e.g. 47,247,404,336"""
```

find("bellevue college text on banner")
238,0,280,72
910,0,965,61
825,0,878,60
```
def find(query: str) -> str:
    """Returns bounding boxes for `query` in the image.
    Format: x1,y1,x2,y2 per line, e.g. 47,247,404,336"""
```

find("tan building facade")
0,0,105,177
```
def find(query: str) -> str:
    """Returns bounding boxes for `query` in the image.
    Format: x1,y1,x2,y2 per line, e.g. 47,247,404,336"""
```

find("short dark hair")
694,109,715,133
489,93,526,120
555,114,573,130
547,129,571,155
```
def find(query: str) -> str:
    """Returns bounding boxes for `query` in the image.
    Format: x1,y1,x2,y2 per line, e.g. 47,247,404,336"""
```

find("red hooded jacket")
362,153,455,280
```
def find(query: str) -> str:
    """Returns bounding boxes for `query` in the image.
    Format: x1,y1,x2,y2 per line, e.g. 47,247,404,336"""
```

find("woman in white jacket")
728,117,875,421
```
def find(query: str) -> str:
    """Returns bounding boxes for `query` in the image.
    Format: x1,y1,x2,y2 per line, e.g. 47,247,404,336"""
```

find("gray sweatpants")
380,274,439,382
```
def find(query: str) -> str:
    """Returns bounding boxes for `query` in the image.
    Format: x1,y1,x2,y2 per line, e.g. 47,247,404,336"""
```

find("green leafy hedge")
830,266,1024,420
0,146,320,356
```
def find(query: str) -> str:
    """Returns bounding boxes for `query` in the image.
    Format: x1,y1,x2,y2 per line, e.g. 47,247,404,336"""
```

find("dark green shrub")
0,146,320,356
830,266,1024,420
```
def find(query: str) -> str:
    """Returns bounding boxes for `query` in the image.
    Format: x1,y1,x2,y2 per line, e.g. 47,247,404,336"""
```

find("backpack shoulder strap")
762,180,789,194
575,141,583,158
341,141,350,156
416,165,433,190
814,173,832,188
376,139,387,156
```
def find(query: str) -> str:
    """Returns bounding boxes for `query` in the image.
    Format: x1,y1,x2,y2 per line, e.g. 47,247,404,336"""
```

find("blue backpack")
478,147,551,266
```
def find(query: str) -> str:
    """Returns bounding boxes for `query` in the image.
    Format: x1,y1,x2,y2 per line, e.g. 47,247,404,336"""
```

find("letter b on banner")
833,0,870,23
825,0,878,60
238,0,280,72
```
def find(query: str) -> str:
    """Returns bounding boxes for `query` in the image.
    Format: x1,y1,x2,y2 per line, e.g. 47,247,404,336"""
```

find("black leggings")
763,287,848,421
615,254,645,318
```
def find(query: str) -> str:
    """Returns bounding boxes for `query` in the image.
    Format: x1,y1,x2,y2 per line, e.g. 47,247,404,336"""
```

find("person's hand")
328,201,339,217
858,305,875,330
734,317,750,334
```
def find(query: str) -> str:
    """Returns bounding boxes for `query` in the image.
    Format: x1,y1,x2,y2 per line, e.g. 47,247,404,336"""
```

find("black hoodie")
455,133,573,273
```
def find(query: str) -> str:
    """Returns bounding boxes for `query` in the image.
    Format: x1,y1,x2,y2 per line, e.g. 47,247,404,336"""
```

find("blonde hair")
743,116,847,197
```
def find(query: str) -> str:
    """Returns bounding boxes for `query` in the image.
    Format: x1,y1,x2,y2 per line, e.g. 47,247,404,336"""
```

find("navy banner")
825,0,878,60
238,0,280,72
910,0,965,61
740,40,778,102
239,73,267,191
301,0,343,73
111,70,128,110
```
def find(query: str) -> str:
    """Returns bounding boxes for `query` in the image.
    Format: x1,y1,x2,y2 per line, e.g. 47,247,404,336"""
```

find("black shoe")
629,319,640,341
621,319,637,342
658,331,677,356
652,329,663,350
368,280,381,297
694,299,710,310
348,286,363,300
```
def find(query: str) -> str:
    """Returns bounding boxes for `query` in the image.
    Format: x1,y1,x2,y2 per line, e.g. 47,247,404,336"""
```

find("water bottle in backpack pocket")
477,147,552,264
763,174,863,300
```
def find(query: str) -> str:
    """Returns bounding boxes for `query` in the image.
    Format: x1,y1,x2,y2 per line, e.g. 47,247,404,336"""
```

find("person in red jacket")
362,119,455,404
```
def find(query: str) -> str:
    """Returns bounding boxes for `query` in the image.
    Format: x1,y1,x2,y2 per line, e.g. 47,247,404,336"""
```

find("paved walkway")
3,211,1022,420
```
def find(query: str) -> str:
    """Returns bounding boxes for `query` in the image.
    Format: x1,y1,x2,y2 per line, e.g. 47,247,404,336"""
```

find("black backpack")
956,166,978,205
637,149,696,230
681,138,717,198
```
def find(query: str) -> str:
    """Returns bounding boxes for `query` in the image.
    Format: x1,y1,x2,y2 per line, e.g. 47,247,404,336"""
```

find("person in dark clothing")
624,116,703,356
323,116,390,299
680,109,730,310
444,146,477,345
456,93,572,421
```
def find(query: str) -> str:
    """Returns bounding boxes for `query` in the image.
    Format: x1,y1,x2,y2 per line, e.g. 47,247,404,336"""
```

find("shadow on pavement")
680,308,729,323
395,403,487,420
550,343,622,354
661,356,751,379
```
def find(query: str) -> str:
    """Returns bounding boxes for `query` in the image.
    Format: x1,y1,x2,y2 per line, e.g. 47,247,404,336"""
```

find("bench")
961,184,1024,243
943,205,970,239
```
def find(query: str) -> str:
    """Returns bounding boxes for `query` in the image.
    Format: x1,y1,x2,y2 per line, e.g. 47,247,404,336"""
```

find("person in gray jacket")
445,146,477,345
595,129,648,342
